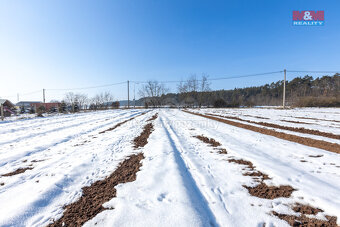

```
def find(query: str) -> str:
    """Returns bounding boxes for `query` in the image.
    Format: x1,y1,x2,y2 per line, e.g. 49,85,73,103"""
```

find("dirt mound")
244,183,295,199
207,113,340,140
194,135,221,147
133,114,158,149
1,167,33,177
48,153,144,227
184,111,340,154
272,211,337,227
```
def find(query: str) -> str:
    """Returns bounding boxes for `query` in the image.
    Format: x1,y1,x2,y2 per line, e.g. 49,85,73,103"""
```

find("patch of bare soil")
31,159,45,163
244,183,295,199
218,148,228,154
207,113,340,140
147,113,158,121
309,155,323,158
133,114,158,149
193,135,227,154
292,203,323,215
194,135,221,147
1,167,33,177
0,182,4,186
228,159,270,181
48,153,144,227
99,112,147,134
184,111,340,154
272,211,337,227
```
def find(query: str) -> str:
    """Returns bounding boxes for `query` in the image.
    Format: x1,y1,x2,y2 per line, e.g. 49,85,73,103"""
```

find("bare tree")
198,74,211,107
91,92,114,110
139,81,169,108
75,93,88,110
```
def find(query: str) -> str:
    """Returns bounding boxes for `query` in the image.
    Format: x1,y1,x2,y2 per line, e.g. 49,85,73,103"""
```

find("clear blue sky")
0,0,339,102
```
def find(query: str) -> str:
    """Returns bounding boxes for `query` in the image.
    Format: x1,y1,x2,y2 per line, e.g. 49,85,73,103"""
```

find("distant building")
16,101,42,113
31,102,61,112
0,99,15,117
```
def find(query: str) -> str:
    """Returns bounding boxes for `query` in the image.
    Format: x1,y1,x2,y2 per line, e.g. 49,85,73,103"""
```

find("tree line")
138,74,340,108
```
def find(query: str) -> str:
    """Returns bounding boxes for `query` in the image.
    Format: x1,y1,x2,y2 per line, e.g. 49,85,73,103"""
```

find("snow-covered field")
0,108,339,226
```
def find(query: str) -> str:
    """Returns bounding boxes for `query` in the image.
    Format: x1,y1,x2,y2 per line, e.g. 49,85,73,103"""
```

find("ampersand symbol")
304,11,313,20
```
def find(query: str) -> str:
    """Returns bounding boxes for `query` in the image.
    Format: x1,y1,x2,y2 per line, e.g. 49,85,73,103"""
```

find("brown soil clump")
1,167,33,177
244,183,295,199
218,148,228,154
183,111,340,154
228,159,269,180
147,113,158,121
48,153,144,227
207,113,340,140
0,182,4,186
133,114,158,149
194,135,221,147
292,203,323,215
272,211,338,227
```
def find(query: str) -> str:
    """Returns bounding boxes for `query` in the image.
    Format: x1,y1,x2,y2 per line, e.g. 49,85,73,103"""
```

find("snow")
0,108,339,226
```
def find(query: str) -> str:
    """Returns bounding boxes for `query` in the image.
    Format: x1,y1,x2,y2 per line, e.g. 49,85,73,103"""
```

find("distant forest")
138,74,340,107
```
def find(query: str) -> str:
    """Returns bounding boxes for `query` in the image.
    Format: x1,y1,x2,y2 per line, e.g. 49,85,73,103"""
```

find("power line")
287,70,339,74
46,81,126,91
132,71,284,84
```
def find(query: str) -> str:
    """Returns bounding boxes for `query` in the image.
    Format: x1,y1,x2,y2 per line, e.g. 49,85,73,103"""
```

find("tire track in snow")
159,116,219,227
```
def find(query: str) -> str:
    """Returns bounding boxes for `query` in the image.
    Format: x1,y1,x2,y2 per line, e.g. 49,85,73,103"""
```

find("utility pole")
283,69,286,109
43,89,46,103
127,80,130,108
134,82,136,109
17,93,19,102
1,104,4,121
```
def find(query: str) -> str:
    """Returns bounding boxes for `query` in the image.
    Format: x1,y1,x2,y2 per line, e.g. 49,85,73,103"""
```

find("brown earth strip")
183,110,340,154
48,153,144,227
194,135,221,147
1,167,33,177
243,114,270,120
193,135,227,154
99,112,147,134
147,113,158,121
281,120,311,125
295,116,340,123
207,113,340,140
272,211,337,227
133,114,158,149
